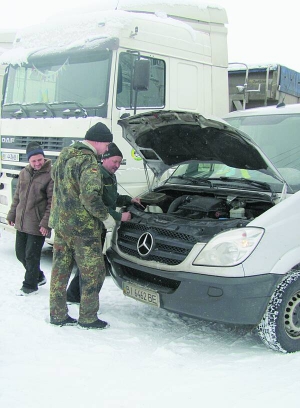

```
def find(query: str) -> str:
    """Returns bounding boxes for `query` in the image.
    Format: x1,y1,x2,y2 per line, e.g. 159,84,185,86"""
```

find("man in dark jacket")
7,142,53,295
100,142,142,221
66,143,142,303
49,122,112,329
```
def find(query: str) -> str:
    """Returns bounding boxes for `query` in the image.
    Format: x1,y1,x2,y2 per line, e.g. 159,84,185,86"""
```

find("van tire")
257,270,300,353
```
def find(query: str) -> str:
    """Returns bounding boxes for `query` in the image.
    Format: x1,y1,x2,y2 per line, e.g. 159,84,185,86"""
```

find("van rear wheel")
257,270,300,353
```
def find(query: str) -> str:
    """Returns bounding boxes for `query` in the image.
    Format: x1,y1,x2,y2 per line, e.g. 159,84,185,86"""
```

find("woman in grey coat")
7,142,53,295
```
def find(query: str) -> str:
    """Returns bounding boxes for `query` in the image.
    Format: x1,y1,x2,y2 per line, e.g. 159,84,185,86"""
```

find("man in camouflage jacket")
49,122,112,329
66,143,142,303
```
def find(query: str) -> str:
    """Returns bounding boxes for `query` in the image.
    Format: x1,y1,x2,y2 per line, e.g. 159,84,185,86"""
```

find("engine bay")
138,187,275,222
116,186,275,264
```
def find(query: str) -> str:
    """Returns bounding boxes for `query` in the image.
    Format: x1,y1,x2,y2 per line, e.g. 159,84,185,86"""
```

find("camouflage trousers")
50,231,106,324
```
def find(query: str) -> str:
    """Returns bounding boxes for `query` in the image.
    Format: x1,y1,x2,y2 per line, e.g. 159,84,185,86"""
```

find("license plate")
123,282,160,307
1,152,19,162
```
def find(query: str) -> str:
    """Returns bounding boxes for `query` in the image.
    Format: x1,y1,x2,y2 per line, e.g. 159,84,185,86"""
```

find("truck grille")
1,136,64,153
117,222,197,266
1,135,81,169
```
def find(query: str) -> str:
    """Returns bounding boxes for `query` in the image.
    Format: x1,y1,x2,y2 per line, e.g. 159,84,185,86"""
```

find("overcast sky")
1,0,299,72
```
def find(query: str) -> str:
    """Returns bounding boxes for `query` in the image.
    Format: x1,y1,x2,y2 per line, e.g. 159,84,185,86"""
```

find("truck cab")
0,1,229,231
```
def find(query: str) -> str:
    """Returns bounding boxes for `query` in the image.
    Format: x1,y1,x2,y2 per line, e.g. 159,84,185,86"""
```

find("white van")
106,108,300,354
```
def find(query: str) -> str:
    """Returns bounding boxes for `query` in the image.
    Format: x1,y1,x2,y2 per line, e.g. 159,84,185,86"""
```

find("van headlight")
193,227,264,267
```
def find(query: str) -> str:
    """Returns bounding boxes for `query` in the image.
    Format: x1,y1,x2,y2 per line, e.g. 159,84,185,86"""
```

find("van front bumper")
106,248,283,326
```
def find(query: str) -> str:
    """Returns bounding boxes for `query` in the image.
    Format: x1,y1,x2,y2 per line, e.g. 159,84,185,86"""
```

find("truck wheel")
257,270,300,353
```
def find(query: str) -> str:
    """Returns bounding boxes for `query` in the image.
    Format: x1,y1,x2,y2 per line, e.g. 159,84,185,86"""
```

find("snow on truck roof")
0,1,227,66
117,0,227,24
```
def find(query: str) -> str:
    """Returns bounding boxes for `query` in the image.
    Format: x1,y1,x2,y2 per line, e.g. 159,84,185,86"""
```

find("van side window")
226,114,300,191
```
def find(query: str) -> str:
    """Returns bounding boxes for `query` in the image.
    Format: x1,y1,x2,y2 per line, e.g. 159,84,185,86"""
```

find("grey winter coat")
7,158,53,236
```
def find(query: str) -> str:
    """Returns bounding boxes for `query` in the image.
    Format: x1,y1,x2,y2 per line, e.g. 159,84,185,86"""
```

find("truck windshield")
225,113,300,192
3,50,112,118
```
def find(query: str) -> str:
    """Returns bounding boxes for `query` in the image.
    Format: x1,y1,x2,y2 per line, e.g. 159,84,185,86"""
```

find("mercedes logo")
137,232,154,257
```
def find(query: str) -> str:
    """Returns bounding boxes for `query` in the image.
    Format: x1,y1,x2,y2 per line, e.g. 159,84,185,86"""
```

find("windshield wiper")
48,101,87,117
3,103,29,118
218,177,273,192
21,102,55,118
169,175,213,187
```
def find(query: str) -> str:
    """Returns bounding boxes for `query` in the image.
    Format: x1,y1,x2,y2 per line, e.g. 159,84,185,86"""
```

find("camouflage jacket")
100,165,132,221
49,142,108,237
7,158,53,236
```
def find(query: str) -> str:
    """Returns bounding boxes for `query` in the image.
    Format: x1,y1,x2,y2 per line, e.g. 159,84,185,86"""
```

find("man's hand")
7,221,15,226
40,226,50,237
121,212,132,222
131,197,145,208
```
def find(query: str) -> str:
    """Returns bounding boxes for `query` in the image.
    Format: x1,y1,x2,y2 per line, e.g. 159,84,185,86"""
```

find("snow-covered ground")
0,228,299,407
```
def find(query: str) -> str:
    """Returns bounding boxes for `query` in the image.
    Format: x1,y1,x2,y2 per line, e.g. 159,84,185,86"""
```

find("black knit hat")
85,122,113,142
26,142,44,160
102,143,123,159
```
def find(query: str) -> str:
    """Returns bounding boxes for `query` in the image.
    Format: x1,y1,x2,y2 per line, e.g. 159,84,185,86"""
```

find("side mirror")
133,58,150,91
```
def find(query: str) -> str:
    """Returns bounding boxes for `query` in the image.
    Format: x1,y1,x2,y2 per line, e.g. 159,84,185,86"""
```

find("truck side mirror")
133,59,150,91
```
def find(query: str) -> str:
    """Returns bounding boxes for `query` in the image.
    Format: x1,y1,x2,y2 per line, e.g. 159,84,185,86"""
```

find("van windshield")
167,161,284,194
225,113,300,192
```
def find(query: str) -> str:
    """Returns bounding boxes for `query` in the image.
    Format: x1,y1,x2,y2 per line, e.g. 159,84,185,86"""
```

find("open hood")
118,110,284,181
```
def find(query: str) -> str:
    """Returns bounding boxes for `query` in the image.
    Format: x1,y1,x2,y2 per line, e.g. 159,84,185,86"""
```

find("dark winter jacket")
49,142,108,238
100,165,132,222
7,158,53,236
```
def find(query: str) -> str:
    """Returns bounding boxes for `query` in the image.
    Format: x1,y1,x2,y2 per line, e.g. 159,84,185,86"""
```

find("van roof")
223,104,300,119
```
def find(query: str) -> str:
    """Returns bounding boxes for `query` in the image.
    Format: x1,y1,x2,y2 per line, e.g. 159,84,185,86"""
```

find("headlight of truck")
193,227,264,267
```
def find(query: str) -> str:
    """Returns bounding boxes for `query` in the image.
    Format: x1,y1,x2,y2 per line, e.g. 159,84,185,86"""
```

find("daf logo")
137,232,154,257
1,137,15,143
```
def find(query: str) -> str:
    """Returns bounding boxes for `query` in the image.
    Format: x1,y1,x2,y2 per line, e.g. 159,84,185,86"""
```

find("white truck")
0,0,229,232
0,30,16,113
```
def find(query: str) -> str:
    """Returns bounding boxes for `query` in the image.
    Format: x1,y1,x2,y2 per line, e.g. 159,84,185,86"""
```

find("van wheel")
257,270,300,353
